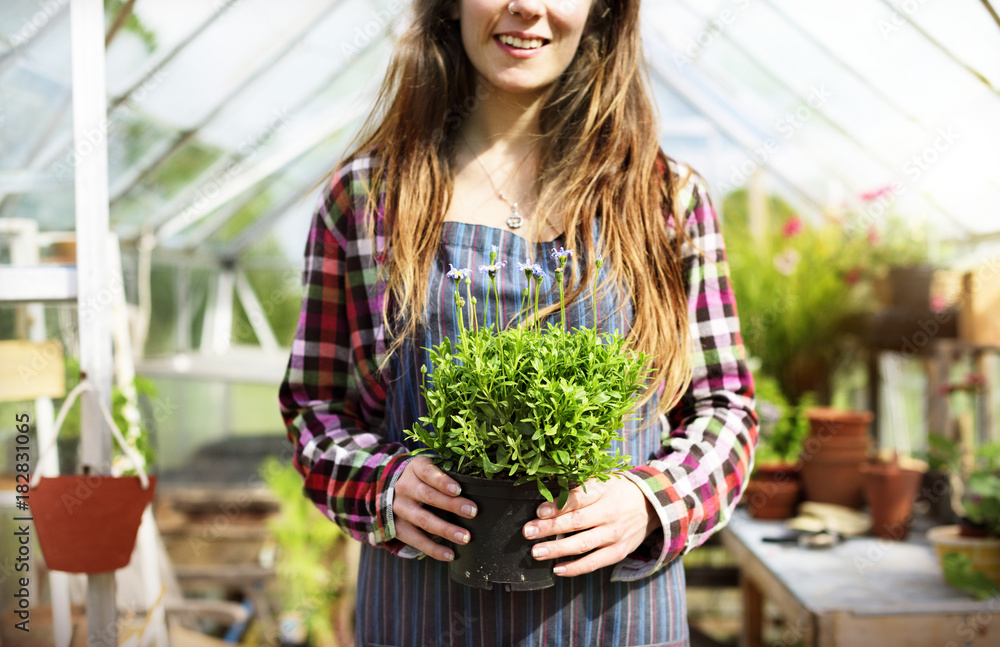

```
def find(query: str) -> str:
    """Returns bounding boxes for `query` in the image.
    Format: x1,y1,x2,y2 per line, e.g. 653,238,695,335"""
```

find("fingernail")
453,531,469,544
447,483,461,496
553,566,566,575
524,525,538,539
462,504,477,518
443,550,455,561
532,546,548,559
538,504,553,518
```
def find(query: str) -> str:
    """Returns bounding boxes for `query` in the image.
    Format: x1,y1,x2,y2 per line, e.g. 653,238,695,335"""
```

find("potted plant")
407,248,646,591
928,443,1000,599
743,377,812,519
29,382,156,573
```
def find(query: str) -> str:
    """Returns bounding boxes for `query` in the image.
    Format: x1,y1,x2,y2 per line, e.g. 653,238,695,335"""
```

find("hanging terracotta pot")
860,460,923,540
30,475,156,573
28,381,155,573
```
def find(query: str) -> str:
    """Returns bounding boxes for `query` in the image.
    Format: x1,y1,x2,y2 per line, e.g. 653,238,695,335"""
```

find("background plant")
261,457,345,647
723,189,867,405
752,375,815,469
407,249,646,508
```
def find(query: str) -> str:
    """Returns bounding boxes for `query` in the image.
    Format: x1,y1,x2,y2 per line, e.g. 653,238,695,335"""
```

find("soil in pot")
861,461,923,540
443,472,555,592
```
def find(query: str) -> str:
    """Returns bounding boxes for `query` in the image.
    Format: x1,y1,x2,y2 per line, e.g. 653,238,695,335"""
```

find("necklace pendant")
506,203,523,229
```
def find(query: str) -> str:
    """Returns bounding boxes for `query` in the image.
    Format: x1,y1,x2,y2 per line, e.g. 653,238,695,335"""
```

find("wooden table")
720,509,999,647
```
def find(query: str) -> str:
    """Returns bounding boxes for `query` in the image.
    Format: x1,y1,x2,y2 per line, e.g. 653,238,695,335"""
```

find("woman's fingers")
394,518,456,562
391,457,478,561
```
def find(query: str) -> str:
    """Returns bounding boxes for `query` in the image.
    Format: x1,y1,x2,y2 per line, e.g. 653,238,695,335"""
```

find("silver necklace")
462,134,534,230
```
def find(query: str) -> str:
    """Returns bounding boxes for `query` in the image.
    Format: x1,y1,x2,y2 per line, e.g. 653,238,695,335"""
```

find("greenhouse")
1,0,999,645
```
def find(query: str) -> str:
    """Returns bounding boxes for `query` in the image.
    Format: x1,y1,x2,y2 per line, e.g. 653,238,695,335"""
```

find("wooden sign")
0,340,66,402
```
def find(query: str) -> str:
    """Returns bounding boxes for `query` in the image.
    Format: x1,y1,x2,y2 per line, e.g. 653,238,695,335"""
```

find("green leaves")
406,320,645,505
942,552,998,600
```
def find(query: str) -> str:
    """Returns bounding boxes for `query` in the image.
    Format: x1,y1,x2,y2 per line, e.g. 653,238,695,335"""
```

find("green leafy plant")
722,190,867,405
59,356,157,471
917,432,962,474
406,248,646,508
959,442,1000,537
942,553,997,600
261,457,344,647
752,375,815,469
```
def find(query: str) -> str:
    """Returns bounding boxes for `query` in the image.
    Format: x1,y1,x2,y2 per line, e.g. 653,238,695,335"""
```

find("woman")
279,0,757,645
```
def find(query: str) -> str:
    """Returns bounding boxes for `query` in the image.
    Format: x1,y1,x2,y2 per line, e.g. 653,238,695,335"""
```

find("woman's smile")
457,0,595,95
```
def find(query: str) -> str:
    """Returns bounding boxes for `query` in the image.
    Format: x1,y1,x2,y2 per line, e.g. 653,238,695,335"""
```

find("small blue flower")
550,247,573,260
478,259,507,277
596,254,604,269
531,264,545,279
447,264,471,281
491,245,499,254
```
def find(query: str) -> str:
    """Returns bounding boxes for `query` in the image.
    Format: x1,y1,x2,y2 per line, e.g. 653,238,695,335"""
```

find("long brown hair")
338,0,692,415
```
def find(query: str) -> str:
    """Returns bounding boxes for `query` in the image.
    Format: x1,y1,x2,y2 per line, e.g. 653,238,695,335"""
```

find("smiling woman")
278,1,757,645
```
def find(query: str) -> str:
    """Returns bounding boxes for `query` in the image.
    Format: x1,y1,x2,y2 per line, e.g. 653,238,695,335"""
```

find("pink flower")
930,295,947,313
867,226,880,245
860,186,894,201
782,216,804,238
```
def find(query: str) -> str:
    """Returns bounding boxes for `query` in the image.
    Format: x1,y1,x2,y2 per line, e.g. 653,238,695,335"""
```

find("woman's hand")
522,475,658,577
392,456,479,562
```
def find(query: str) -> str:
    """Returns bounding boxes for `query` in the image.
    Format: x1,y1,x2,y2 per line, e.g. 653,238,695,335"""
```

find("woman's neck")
460,79,548,155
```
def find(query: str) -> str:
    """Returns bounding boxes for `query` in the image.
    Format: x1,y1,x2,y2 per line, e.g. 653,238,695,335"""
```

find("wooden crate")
959,267,1000,345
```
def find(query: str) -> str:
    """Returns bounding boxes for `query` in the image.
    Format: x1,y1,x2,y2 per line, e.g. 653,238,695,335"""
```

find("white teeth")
499,34,544,49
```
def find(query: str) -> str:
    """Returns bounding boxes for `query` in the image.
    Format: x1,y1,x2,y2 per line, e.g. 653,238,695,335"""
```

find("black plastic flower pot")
444,471,555,592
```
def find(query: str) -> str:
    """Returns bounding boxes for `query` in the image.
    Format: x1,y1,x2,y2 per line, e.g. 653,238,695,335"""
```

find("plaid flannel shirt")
278,152,758,579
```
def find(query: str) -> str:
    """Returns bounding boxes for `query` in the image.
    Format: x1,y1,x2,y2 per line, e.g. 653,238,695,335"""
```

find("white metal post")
71,0,117,643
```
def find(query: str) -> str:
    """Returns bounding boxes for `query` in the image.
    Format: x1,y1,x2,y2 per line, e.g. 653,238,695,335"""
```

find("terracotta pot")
29,475,156,573
744,478,801,520
861,462,923,540
745,463,800,519
806,407,874,439
800,434,872,460
928,525,1000,585
799,453,866,509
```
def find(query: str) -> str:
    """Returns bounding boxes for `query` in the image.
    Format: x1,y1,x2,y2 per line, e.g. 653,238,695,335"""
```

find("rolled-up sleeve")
614,171,758,581
278,158,414,554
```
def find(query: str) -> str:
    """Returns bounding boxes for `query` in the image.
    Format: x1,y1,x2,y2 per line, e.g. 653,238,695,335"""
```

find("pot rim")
927,524,1000,547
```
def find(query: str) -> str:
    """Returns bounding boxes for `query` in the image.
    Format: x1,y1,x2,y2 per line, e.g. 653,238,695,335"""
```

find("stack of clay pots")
798,407,873,509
